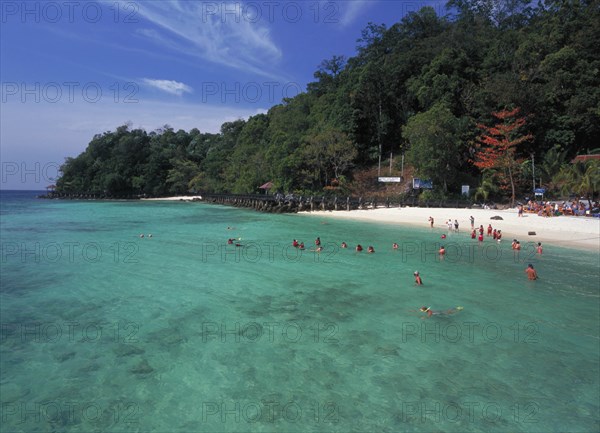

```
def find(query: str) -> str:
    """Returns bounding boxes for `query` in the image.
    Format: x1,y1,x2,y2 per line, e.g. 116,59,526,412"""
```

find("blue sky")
0,0,446,190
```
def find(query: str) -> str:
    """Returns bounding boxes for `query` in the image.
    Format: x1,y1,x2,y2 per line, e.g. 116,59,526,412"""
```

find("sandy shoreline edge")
300,207,600,252
140,196,599,252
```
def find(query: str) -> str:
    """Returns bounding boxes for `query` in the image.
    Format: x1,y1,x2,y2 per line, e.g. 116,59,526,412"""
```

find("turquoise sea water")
1,190,599,433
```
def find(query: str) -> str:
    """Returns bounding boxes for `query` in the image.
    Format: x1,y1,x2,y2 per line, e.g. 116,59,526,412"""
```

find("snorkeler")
419,306,463,318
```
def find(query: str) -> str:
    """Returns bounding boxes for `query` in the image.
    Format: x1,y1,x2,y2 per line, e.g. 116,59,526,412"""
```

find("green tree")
403,103,470,192
554,160,600,208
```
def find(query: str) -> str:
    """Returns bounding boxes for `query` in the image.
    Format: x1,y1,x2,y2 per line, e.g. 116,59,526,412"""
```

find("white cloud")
119,1,285,80
338,0,374,28
142,78,193,96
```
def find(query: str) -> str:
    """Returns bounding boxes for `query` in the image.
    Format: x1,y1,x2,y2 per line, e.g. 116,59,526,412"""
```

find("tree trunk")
508,164,515,207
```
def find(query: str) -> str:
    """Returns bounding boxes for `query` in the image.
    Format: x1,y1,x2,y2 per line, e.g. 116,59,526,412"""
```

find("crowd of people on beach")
521,200,600,217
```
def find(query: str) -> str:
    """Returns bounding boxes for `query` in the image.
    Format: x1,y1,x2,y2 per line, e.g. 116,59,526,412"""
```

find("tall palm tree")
555,160,600,208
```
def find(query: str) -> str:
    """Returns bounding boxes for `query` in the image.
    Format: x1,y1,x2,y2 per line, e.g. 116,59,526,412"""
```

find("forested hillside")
57,0,600,201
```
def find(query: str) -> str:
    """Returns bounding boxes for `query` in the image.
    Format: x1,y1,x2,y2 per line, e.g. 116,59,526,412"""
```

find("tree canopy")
57,0,600,201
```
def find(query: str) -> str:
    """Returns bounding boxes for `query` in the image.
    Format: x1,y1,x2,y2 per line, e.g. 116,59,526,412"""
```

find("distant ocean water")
1,190,598,433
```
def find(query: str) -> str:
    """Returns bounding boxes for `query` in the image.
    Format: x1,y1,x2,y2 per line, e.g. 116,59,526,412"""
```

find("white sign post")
378,177,402,183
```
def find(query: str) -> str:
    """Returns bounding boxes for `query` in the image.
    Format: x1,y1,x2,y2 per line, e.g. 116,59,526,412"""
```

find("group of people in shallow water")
291,237,377,253
431,216,541,281
225,214,541,318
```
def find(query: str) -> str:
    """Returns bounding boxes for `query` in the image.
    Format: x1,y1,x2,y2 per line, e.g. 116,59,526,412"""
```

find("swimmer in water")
419,306,463,318
367,246,375,253
525,263,538,280
341,242,348,248
414,271,423,285
356,244,363,252
536,242,543,254
439,245,446,255
392,242,399,250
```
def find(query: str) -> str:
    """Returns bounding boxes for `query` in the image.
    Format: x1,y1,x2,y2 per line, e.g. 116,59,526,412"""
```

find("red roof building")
571,154,600,163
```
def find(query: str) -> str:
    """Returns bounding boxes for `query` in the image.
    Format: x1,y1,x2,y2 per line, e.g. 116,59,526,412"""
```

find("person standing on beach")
428,216,434,228
470,216,475,230
454,220,459,232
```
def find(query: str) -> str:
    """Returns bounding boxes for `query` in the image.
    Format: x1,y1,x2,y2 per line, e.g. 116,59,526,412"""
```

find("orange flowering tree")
472,108,533,206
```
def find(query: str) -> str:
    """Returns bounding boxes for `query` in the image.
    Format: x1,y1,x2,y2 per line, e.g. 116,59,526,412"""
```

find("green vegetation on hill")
57,0,600,201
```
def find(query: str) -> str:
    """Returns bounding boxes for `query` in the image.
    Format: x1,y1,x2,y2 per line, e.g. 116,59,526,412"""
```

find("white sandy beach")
143,196,599,251
302,206,600,251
